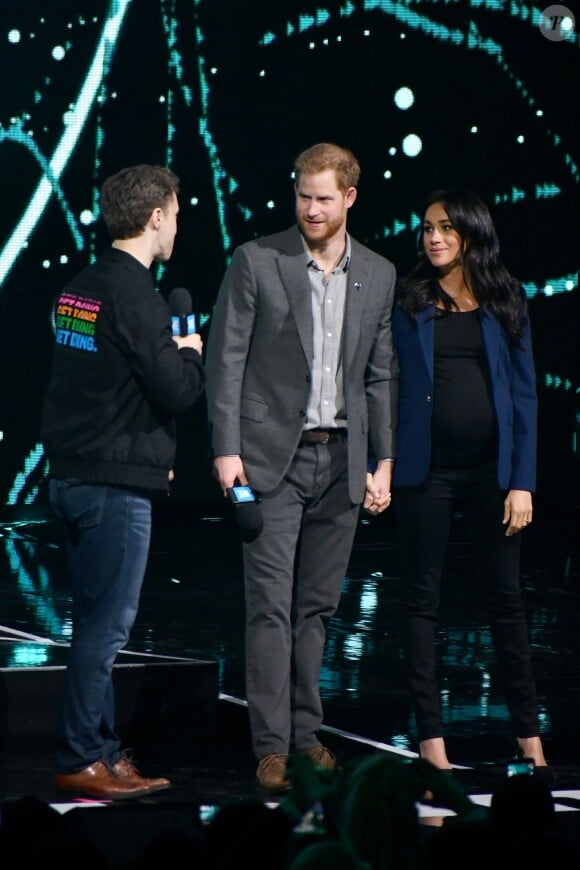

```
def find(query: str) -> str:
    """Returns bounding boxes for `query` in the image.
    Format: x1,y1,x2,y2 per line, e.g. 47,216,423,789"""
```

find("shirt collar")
303,233,351,273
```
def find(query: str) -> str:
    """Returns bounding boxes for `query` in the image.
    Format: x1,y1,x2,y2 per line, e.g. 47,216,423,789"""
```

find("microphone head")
235,500,263,543
168,286,192,316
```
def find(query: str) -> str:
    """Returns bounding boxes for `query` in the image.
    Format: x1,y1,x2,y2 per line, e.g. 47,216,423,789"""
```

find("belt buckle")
319,431,331,444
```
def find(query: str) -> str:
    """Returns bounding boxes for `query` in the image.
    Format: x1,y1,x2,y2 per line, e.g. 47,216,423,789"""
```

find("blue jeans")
49,479,152,772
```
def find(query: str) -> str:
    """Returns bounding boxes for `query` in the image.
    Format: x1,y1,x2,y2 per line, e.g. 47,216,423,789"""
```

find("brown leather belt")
299,429,347,445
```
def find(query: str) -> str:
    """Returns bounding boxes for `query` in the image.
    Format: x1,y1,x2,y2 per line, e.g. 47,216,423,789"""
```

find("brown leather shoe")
110,752,171,794
298,746,336,770
256,753,290,791
55,761,162,800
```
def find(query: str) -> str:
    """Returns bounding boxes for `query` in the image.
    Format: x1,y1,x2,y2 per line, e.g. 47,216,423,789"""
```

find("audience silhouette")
1,755,578,869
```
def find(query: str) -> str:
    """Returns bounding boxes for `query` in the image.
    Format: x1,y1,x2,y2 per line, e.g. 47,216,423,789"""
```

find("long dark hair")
398,188,528,339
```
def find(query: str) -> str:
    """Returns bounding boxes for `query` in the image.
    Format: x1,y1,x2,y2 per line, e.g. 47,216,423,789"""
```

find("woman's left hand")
503,489,533,536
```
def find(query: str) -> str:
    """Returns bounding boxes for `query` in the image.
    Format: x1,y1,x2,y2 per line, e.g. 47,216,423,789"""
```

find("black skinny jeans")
394,459,540,741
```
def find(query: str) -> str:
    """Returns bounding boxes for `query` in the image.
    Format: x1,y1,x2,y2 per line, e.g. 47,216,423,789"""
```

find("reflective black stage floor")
0,491,579,852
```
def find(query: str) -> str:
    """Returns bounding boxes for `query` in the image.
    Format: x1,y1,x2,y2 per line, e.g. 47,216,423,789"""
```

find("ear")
150,206,163,230
345,186,357,209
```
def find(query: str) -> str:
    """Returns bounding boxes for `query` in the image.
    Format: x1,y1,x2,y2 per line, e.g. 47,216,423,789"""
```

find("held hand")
503,489,533,536
363,472,375,511
213,455,247,497
364,461,393,515
173,332,203,354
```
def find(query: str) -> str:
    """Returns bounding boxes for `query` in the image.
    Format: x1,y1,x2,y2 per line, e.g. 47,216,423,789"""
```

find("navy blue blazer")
392,303,538,491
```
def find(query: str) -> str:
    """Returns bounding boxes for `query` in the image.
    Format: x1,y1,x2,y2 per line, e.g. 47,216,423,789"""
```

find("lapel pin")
354,282,362,291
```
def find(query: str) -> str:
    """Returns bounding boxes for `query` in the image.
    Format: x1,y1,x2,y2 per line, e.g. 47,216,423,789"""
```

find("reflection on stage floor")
0,490,578,840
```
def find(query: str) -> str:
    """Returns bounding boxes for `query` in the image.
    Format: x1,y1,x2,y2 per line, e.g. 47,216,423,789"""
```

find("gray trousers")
243,436,359,760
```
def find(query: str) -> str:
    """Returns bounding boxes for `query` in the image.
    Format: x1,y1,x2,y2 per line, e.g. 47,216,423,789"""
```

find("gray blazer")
206,225,398,504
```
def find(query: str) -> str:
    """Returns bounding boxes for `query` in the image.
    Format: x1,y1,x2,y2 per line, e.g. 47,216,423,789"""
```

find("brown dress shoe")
110,753,171,795
298,746,336,770
55,761,162,800
256,753,290,791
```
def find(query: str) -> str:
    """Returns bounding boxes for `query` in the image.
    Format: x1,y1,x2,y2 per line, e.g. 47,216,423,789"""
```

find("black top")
431,308,497,467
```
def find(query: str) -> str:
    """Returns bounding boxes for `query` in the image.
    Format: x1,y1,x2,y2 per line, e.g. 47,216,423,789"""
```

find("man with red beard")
206,143,398,791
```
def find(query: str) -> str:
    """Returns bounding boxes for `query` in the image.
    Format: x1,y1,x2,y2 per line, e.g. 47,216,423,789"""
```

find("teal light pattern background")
0,0,577,505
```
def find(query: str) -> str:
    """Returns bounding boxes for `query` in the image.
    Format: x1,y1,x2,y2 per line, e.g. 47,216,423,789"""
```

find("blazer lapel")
416,307,434,383
480,308,501,380
343,247,371,373
277,240,314,368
